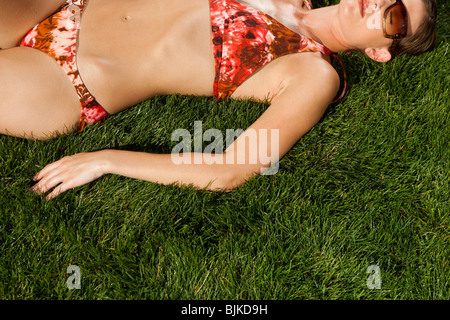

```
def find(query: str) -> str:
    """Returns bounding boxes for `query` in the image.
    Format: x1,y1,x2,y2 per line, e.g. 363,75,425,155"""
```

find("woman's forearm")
101,149,240,191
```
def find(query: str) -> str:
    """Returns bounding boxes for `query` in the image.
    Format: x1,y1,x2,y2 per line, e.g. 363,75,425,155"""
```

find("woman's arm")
32,56,339,199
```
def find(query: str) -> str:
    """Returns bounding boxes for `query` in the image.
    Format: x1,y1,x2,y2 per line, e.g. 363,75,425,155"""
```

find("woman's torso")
77,0,327,114
77,0,215,113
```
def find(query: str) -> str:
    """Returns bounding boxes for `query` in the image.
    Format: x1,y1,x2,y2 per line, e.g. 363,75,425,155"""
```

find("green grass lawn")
0,1,448,300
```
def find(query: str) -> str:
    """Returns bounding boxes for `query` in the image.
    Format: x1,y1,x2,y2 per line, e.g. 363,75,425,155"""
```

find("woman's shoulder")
272,52,341,102
232,51,339,102
277,52,339,84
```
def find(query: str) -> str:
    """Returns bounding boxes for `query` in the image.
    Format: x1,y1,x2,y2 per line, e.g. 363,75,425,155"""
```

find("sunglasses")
383,0,409,50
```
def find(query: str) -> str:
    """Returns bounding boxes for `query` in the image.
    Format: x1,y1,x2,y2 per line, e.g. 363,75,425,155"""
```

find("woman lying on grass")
0,0,437,199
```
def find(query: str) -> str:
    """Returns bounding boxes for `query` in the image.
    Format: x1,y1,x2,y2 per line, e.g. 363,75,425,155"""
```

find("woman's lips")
359,0,368,18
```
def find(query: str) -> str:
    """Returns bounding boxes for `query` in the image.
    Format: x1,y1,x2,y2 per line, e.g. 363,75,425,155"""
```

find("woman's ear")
364,47,392,62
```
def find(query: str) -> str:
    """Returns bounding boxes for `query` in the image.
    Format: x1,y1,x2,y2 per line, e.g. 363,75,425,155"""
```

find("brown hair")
389,0,438,58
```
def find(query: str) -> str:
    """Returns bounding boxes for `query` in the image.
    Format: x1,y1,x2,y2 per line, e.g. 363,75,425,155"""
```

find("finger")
33,165,64,190
32,174,64,195
33,157,66,181
46,183,70,200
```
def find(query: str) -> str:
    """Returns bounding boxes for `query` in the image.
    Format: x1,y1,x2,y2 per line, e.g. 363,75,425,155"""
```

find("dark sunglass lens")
385,4,407,37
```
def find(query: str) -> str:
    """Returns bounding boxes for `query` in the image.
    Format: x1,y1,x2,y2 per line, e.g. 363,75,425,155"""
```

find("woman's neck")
297,4,352,53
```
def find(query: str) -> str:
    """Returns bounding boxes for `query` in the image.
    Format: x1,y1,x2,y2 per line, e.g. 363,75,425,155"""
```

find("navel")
122,15,131,22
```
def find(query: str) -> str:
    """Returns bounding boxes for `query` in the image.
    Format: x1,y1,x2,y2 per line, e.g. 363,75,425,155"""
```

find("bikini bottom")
20,0,108,132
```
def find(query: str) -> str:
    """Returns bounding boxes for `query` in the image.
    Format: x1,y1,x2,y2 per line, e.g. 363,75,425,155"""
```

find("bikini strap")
330,53,347,104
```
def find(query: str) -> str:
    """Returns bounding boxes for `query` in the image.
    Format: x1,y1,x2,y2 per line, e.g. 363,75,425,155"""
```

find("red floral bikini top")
209,0,346,102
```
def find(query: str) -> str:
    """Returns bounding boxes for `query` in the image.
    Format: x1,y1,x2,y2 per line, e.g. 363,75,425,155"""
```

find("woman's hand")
31,151,109,200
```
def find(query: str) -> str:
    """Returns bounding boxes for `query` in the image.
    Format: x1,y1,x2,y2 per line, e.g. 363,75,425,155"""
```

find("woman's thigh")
0,47,81,140
0,0,67,49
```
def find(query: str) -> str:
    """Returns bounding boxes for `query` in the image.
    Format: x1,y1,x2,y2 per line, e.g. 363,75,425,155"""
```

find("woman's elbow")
206,167,257,192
